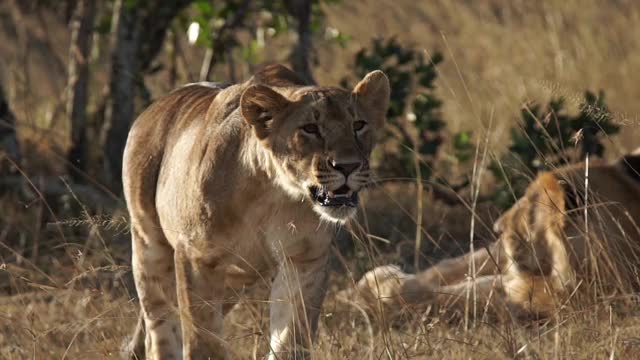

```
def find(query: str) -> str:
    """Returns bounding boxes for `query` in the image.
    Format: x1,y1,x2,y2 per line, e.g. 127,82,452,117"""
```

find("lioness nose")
329,161,361,176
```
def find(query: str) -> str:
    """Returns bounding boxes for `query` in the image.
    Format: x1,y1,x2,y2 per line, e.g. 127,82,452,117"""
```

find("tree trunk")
103,0,140,189
286,0,315,85
103,0,192,191
66,0,96,182
0,83,20,175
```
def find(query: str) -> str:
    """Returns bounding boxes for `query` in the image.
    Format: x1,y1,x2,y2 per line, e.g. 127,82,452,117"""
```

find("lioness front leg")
401,241,505,302
174,244,228,359
353,242,506,312
268,252,329,360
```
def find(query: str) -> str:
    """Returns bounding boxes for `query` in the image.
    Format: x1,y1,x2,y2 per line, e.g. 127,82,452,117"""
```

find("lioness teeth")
325,189,353,199
309,185,358,207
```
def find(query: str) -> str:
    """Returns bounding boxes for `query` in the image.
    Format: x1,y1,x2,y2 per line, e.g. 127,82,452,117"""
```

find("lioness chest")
154,120,330,288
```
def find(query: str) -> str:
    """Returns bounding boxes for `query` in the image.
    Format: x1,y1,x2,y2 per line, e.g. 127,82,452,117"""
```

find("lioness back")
123,85,227,234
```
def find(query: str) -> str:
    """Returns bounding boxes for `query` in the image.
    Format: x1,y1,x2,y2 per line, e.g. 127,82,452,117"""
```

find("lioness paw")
354,265,413,307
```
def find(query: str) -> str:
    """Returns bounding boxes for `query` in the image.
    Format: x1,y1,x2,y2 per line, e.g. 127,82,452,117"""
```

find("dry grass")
322,0,640,154
1,265,639,359
2,1,640,359
1,183,639,359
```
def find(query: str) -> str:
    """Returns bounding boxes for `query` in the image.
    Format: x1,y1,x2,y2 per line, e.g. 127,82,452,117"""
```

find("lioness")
122,64,389,359
355,150,640,318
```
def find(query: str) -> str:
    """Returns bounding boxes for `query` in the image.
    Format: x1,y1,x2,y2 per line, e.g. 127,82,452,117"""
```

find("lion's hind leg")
130,225,182,359
174,243,229,359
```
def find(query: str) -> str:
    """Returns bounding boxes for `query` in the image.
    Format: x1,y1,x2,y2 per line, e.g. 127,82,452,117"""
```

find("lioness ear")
241,84,290,139
493,173,567,234
352,70,390,126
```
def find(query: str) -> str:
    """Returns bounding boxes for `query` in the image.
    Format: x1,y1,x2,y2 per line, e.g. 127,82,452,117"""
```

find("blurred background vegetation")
0,0,634,292
1,0,639,357
1,0,636,293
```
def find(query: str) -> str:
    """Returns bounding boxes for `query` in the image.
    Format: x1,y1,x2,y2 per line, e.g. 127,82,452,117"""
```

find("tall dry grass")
2,1,640,359
323,0,640,153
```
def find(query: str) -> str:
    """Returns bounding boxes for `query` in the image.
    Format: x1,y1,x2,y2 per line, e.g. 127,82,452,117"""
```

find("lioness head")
240,68,390,222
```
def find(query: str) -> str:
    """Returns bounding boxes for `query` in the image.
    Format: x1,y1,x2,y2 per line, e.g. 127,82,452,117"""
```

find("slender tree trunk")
167,29,178,89
0,83,20,175
198,0,252,81
102,0,193,191
286,0,315,85
66,0,96,182
199,48,215,82
226,49,238,83
103,0,140,189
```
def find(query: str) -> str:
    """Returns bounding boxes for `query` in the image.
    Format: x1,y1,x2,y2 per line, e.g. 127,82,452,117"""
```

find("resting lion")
122,64,389,359
355,150,640,319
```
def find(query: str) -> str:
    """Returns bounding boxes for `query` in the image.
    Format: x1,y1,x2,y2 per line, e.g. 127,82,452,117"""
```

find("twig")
584,154,589,247
334,294,375,360
0,175,120,209
373,178,484,206
413,142,424,271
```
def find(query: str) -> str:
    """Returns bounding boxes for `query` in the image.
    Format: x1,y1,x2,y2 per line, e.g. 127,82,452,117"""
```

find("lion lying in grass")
355,149,640,319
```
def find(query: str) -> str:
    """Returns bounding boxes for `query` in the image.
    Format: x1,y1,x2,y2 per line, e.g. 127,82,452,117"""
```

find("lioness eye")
353,121,367,131
302,123,320,134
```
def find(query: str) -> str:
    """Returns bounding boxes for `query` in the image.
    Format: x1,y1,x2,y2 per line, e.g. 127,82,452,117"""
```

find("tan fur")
355,151,640,319
122,64,389,359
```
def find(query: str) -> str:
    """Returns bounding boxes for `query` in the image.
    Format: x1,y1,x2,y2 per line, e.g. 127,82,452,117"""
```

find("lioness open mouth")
309,185,359,207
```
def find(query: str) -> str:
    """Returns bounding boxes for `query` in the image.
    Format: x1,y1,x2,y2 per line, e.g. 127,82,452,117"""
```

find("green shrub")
490,90,619,209
343,37,449,180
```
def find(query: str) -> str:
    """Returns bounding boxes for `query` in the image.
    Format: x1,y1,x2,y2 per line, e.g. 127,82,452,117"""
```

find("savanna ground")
2,0,640,358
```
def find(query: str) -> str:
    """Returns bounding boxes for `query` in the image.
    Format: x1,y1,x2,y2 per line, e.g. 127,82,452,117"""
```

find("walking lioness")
355,150,640,318
123,64,389,359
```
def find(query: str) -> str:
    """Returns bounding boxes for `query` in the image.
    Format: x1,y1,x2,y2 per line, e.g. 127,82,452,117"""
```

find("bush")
343,37,449,180
490,90,619,208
